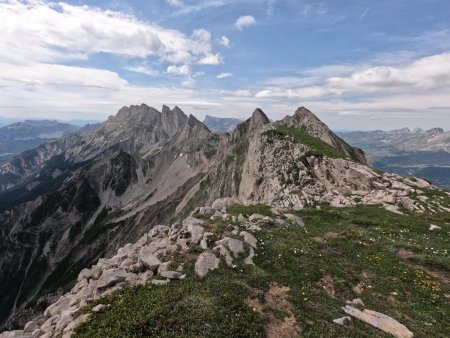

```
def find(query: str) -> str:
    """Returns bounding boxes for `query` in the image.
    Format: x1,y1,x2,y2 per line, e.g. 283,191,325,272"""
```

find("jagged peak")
187,114,209,130
294,106,320,121
427,127,444,133
248,108,270,130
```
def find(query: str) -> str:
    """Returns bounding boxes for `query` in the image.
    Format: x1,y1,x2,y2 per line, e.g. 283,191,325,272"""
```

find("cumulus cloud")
234,15,256,31
167,65,191,75
198,53,223,65
0,0,216,64
217,72,233,79
219,36,230,47
255,53,450,99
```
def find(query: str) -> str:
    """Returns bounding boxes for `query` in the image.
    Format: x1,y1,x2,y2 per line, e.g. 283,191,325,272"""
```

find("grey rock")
333,316,352,326
244,246,255,265
211,197,239,211
92,304,110,313
213,244,233,266
97,269,127,290
160,271,184,280
0,330,28,338
139,246,161,270
343,305,413,338
152,279,170,286
23,321,39,333
195,252,220,278
284,214,305,226
157,261,173,274
217,237,245,258
240,231,257,248
249,214,265,222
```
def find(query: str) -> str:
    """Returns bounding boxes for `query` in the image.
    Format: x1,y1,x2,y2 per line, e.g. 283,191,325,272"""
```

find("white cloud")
0,0,216,64
234,15,256,31
198,54,223,65
166,0,184,7
217,72,233,79
125,65,159,77
255,53,450,99
234,90,252,97
166,65,191,75
219,36,230,47
301,3,327,18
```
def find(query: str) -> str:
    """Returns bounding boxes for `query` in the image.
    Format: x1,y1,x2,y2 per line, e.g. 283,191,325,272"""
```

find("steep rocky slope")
0,105,448,337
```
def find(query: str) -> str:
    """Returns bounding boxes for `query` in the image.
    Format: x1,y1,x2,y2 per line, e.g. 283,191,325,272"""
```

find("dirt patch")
245,283,301,338
352,270,375,295
397,248,449,285
312,231,345,243
396,248,416,259
319,275,335,297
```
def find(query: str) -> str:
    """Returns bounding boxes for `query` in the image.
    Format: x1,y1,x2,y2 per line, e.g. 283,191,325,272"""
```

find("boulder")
152,279,170,286
333,316,352,326
343,305,413,338
240,231,257,248
284,214,305,226
249,214,265,222
96,269,127,290
217,237,244,258
160,271,184,280
91,304,109,313
195,252,220,277
211,197,239,211
139,246,161,270
23,321,39,333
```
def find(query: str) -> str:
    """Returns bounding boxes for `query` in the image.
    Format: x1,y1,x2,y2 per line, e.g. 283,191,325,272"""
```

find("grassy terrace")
264,125,356,162
74,205,449,337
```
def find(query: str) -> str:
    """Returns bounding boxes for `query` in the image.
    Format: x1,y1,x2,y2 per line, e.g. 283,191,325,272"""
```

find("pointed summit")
161,105,188,137
280,107,367,164
248,108,270,131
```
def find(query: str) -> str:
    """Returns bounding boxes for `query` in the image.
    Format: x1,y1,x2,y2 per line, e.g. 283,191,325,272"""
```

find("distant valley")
338,128,450,189
0,120,99,164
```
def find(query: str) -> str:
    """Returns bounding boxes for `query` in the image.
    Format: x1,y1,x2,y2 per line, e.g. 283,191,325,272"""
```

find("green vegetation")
74,204,450,337
228,203,273,217
264,126,354,161
74,271,263,338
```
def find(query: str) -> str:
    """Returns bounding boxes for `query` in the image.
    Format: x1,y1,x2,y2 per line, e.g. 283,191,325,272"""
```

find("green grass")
228,204,273,217
264,125,355,161
73,205,450,337
74,270,263,338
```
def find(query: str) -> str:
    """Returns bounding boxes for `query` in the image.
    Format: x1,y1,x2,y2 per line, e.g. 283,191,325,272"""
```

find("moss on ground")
74,205,450,338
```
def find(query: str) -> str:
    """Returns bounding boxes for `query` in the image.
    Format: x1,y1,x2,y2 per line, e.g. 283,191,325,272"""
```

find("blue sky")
1,0,450,130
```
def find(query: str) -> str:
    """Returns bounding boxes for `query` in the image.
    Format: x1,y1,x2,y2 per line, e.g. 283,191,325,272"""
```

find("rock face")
0,104,446,330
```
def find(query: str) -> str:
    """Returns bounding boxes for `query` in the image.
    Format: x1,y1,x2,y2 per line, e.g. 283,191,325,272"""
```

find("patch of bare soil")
319,275,335,297
352,270,375,295
396,248,450,285
396,248,416,259
311,231,344,243
245,283,302,338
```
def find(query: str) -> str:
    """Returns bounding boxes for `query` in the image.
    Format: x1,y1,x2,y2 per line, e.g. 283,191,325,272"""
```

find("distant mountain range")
0,120,99,164
338,128,450,189
202,115,242,132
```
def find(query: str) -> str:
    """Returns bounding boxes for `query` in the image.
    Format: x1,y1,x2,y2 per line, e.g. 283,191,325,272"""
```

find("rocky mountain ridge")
0,105,448,337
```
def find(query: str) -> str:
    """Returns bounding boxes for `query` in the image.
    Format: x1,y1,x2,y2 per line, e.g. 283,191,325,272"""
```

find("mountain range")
0,120,99,165
339,128,450,189
0,105,448,338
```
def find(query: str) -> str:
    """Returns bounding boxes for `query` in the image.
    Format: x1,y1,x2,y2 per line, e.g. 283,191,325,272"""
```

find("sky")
1,0,450,130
